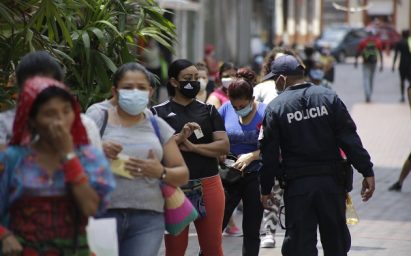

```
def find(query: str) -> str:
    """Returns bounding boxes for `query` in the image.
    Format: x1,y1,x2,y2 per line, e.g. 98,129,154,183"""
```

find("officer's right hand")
361,176,375,202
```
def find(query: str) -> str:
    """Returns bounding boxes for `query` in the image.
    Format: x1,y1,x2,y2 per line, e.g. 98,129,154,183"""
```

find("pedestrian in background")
392,29,411,104
207,62,237,109
91,62,189,256
355,32,384,103
204,44,220,81
195,62,211,103
260,55,375,256
152,59,229,256
389,152,411,192
319,45,336,84
218,68,265,256
0,51,103,151
0,77,115,255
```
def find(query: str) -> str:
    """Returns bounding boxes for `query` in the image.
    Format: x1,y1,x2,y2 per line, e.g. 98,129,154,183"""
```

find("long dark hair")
166,59,194,96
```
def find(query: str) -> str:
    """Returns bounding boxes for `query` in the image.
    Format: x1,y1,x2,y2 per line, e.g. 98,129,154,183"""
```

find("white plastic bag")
86,217,119,256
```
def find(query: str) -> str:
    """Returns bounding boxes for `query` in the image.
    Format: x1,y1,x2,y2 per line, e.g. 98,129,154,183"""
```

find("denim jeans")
101,209,165,256
362,63,377,101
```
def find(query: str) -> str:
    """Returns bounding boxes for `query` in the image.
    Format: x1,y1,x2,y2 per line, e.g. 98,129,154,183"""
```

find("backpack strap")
149,116,163,145
99,109,108,137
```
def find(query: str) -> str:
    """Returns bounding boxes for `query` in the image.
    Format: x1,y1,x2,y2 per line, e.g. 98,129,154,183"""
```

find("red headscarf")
9,76,89,146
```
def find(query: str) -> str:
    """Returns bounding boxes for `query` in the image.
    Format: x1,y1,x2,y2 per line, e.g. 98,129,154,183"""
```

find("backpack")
362,41,378,63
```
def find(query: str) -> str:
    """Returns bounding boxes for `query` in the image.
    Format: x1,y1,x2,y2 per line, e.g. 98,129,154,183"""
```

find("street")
159,54,411,256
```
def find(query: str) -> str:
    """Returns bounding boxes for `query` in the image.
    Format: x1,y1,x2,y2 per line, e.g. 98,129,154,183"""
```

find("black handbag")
219,154,243,185
219,154,263,185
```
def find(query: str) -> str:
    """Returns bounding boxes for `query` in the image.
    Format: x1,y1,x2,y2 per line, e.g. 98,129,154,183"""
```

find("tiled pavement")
159,55,411,255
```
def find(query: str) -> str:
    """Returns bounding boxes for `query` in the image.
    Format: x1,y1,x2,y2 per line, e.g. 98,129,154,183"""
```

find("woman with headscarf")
0,77,115,255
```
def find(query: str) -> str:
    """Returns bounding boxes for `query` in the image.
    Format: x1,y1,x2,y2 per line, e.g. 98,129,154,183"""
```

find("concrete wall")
395,0,410,32
347,0,364,27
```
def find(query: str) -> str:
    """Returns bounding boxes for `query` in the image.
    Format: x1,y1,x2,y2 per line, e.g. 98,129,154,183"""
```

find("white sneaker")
260,232,275,248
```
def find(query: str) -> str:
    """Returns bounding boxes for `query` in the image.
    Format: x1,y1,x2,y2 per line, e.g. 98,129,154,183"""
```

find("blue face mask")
235,102,253,117
118,89,149,115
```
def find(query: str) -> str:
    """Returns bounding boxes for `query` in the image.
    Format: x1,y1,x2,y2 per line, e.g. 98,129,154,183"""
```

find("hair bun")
236,68,257,87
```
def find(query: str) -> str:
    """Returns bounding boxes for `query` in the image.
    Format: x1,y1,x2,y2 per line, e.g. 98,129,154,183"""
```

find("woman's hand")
49,120,74,156
177,122,201,143
102,141,123,160
2,234,23,256
125,150,163,179
233,153,255,171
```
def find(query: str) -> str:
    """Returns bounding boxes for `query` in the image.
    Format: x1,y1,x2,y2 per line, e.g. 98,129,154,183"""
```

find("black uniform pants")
222,172,264,256
281,176,351,256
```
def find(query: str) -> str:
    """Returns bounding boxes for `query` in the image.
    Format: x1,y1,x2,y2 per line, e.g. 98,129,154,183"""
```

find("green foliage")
0,0,176,110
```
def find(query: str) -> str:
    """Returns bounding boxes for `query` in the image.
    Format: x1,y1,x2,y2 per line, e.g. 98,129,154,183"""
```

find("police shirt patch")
287,106,328,124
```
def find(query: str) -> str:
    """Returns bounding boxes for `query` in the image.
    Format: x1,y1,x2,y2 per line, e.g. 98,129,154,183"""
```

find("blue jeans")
362,63,377,101
101,209,165,256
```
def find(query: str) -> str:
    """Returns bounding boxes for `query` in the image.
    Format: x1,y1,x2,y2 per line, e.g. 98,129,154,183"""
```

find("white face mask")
221,77,234,89
199,78,207,91
118,89,149,116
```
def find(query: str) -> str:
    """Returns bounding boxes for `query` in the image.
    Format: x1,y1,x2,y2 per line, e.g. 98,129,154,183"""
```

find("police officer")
259,55,375,256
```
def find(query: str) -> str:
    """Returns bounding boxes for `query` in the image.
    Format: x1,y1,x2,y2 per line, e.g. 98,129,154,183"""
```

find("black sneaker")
388,182,402,192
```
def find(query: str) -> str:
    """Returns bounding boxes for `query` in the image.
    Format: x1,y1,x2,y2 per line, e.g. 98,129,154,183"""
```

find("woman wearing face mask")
206,62,237,109
92,63,189,256
151,59,229,256
195,62,211,103
218,68,265,256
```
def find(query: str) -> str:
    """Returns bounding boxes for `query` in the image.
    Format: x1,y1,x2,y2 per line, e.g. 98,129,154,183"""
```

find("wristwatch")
61,152,77,163
160,167,167,180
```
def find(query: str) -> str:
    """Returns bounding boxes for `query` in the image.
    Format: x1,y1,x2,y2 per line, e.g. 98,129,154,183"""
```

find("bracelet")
62,157,86,184
0,227,11,240
61,152,77,163
160,167,167,180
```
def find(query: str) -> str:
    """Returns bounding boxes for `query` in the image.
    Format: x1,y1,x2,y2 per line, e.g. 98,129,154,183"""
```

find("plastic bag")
86,217,119,256
346,194,359,225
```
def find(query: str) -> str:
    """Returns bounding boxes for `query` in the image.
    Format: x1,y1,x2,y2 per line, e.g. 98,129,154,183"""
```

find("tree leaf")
81,31,91,63
55,15,74,47
98,52,117,72
89,27,105,43
96,20,122,37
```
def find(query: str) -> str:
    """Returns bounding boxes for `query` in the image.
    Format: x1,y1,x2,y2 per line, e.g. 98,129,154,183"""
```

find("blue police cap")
263,55,305,81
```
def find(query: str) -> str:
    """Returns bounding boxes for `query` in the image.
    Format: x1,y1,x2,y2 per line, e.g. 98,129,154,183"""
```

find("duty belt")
283,164,338,181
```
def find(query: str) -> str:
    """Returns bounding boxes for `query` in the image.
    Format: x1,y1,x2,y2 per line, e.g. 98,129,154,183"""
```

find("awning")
157,0,201,11
367,2,393,15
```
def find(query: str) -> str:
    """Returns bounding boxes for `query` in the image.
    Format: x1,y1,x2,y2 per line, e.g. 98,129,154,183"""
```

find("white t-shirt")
253,80,278,105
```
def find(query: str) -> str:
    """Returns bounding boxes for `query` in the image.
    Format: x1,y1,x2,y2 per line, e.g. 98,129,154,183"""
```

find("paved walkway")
159,55,411,255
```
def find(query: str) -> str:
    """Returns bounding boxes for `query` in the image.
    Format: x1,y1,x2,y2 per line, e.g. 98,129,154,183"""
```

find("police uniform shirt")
259,82,374,195
151,99,226,179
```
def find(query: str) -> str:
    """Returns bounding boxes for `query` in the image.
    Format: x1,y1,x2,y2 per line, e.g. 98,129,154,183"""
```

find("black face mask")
178,81,200,99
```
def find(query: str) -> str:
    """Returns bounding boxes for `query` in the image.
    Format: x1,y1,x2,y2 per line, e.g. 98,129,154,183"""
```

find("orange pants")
165,175,225,256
